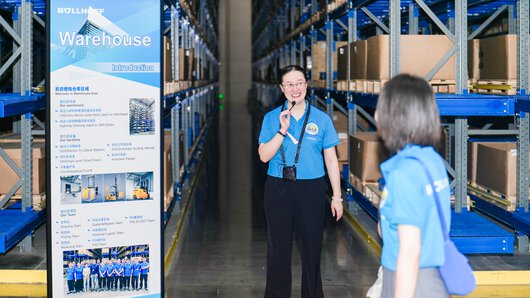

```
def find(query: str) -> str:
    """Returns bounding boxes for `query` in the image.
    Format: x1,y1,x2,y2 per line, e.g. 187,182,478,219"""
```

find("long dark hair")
376,74,441,152
279,65,307,84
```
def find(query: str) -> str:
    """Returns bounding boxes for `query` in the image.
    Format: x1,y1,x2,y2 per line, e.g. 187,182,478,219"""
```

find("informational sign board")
47,1,163,297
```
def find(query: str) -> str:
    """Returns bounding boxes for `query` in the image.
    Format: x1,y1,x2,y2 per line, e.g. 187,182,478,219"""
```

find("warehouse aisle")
165,99,380,297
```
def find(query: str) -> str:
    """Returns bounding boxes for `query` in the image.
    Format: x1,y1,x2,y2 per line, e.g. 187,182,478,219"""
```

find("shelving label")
48,1,163,297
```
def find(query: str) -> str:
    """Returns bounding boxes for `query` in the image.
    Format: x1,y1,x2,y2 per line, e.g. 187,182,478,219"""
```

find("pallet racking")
251,0,530,254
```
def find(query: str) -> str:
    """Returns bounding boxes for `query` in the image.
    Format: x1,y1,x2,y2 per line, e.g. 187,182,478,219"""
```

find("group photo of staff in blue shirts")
64,256,150,295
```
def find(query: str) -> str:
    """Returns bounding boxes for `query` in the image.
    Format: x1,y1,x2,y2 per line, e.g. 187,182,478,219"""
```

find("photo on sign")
79,174,127,204
125,172,153,201
60,175,82,205
63,244,150,296
129,98,155,136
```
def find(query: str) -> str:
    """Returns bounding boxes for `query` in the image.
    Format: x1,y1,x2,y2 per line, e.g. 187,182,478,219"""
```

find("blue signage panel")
47,1,163,297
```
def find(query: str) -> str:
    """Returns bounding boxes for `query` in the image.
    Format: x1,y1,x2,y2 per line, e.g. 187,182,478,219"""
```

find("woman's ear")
374,110,379,124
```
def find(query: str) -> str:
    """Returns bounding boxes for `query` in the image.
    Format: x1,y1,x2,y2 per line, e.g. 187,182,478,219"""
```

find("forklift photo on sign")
59,172,153,205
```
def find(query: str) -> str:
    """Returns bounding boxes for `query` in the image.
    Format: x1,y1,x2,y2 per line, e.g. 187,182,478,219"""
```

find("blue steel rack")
252,0,530,254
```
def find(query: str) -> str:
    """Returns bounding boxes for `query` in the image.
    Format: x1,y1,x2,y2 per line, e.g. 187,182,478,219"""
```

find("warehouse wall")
219,0,251,103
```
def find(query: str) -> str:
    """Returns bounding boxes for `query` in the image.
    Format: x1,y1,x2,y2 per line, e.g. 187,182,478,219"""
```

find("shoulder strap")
279,101,312,166
406,156,449,241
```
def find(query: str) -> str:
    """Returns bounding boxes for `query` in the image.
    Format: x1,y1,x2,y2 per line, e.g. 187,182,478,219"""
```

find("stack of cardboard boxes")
336,35,456,92
311,41,347,87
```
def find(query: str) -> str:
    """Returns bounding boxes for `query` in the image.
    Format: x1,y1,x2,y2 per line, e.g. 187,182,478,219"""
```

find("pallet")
1,192,46,211
349,174,381,207
471,80,518,95
429,80,456,94
467,183,517,211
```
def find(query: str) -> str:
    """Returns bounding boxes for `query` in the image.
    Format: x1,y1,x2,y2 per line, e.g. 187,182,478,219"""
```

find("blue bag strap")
406,156,449,242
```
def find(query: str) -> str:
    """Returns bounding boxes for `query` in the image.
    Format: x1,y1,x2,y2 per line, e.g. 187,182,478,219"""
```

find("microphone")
288,101,296,112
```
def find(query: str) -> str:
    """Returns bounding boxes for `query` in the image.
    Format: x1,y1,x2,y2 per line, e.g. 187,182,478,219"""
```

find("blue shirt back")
379,145,450,271
66,267,75,280
258,101,340,179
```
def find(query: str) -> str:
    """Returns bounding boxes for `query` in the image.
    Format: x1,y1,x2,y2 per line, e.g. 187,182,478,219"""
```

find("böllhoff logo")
57,7,104,14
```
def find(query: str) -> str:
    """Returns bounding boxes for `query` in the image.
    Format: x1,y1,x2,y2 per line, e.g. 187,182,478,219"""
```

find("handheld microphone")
288,101,296,112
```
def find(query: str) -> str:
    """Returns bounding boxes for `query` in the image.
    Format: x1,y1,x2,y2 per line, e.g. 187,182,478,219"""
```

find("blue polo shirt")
140,262,149,274
74,266,83,280
66,267,75,280
258,101,340,179
116,263,124,276
133,263,141,276
90,263,98,275
99,264,106,277
379,145,450,272
107,264,115,276
124,263,133,276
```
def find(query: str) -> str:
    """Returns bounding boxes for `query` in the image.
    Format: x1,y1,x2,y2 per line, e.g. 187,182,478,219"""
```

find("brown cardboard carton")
163,36,173,82
178,48,187,80
467,141,499,185
351,40,367,79
186,49,195,81
311,41,347,81
333,113,348,162
475,143,518,196
337,45,348,81
349,132,388,182
0,142,46,195
337,41,368,80
311,42,327,81
366,35,455,80
479,34,517,80
468,39,480,81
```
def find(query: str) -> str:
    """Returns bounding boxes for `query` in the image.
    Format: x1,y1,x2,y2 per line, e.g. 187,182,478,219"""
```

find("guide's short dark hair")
376,74,441,152
279,65,307,84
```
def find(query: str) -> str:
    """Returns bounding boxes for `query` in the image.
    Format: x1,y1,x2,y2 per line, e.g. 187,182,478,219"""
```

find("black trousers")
132,276,139,289
67,280,75,292
264,176,326,298
140,274,148,289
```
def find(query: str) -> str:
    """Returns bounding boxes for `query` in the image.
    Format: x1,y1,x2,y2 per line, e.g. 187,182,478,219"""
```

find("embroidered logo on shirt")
305,122,319,135
379,187,388,208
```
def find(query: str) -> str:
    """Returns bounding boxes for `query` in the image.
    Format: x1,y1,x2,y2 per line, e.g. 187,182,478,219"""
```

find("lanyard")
279,101,311,166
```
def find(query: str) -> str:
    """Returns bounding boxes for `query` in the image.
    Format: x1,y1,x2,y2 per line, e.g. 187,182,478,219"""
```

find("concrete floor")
163,97,381,297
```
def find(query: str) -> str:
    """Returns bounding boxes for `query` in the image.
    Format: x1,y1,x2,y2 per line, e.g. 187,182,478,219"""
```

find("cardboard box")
0,142,45,195
474,143,530,196
163,36,173,82
351,40,367,79
186,49,195,81
366,35,455,80
337,45,349,81
311,41,347,80
178,48,187,80
479,34,517,80
333,113,348,161
468,141,493,185
337,41,368,80
468,39,480,81
349,132,388,182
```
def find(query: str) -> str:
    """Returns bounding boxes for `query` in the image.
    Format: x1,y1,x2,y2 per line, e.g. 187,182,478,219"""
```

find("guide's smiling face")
280,70,307,105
